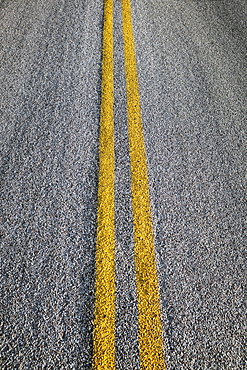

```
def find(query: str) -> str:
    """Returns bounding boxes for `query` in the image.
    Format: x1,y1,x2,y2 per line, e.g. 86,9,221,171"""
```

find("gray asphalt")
1,0,246,369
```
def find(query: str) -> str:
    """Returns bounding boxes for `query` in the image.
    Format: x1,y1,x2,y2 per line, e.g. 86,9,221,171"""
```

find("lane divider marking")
121,0,166,368
93,0,116,368
93,0,166,368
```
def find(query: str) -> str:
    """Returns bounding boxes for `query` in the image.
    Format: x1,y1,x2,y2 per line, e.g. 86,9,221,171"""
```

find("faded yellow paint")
121,0,166,368
93,0,116,368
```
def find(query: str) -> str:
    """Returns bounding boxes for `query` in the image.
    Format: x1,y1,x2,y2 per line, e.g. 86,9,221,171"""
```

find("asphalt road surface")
0,0,246,369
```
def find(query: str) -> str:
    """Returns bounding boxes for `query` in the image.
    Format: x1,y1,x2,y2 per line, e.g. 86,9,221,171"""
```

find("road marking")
121,0,166,368
93,0,116,368
94,0,165,368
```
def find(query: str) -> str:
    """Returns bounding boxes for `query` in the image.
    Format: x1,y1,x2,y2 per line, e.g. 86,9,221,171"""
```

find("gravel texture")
1,0,103,368
1,0,246,369
131,0,246,368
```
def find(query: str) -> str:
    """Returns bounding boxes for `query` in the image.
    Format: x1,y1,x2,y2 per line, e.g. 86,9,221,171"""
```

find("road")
0,0,246,369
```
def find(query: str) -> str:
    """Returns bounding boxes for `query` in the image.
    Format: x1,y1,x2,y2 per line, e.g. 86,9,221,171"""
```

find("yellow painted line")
93,0,116,368
121,0,166,368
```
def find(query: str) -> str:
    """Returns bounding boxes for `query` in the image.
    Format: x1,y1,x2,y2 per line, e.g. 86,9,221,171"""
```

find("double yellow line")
93,0,166,368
